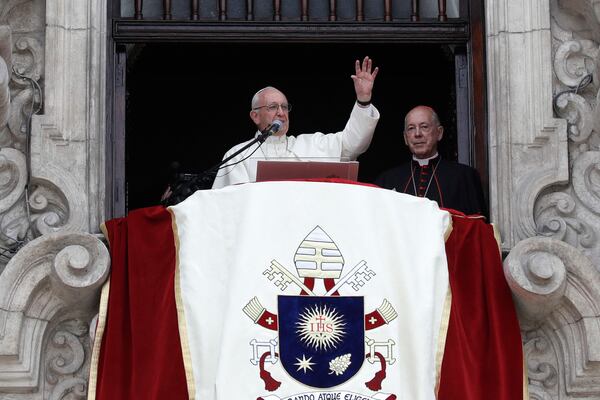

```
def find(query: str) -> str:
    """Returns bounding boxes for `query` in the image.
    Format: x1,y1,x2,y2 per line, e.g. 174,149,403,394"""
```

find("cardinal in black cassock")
374,106,488,219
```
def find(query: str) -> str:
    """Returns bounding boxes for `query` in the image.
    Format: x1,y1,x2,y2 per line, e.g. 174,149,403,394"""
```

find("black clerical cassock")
374,155,488,219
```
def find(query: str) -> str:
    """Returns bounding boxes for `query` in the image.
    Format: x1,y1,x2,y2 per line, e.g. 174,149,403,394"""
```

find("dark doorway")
126,42,456,210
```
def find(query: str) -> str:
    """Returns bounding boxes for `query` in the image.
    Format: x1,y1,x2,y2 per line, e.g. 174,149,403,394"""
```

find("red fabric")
439,214,523,400
298,177,380,187
95,206,188,400
256,177,380,188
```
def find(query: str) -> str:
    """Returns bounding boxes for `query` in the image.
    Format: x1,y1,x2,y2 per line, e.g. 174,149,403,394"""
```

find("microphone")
259,120,283,141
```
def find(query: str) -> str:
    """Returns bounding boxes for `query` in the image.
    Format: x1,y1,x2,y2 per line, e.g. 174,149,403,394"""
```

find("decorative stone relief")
490,0,600,399
0,231,109,395
0,0,44,151
0,0,110,398
43,319,90,400
0,26,28,274
0,26,9,129
523,330,560,399
536,1,600,262
0,2,55,277
504,237,600,398
0,153,72,275
0,0,110,277
0,0,108,271
534,190,597,261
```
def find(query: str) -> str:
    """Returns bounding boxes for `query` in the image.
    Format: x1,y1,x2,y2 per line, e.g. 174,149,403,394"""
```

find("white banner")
171,181,451,400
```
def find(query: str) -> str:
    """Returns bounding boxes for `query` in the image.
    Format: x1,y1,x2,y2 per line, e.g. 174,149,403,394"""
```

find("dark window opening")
125,42,457,211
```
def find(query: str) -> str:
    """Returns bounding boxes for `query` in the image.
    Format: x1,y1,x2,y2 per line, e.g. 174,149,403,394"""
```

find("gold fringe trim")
444,212,454,242
491,223,503,257
434,285,452,396
522,353,530,399
437,212,453,394
87,223,112,400
169,208,196,400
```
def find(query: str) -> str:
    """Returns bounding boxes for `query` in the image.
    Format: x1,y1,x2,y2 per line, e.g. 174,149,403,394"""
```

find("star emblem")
294,354,315,373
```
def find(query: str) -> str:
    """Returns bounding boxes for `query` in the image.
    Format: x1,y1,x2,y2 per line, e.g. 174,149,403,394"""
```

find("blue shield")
278,295,364,388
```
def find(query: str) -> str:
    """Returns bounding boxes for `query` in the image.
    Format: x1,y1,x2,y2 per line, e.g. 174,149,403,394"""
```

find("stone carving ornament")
497,0,600,398
44,319,90,400
0,0,110,399
0,231,110,394
0,1,81,279
0,26,9,128
536,2,600,260
523,331,560,399
0,0,44,151
504,237,600,397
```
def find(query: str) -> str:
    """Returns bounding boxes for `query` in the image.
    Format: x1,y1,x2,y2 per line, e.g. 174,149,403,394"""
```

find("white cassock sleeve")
293,102,379,161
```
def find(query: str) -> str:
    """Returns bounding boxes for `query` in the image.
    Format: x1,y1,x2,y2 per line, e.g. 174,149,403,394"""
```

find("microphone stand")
162,129,272,206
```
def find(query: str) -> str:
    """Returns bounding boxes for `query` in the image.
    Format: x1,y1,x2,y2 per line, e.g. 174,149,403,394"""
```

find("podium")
256,160,359,182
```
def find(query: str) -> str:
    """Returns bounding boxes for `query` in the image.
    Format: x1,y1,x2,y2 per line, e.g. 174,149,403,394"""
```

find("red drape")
95,206,188,400
439,213,524,399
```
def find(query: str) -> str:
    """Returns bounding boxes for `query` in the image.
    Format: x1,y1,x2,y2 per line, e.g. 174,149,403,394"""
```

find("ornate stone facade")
0,0,598,399
488,0,600,398
0,0,109,399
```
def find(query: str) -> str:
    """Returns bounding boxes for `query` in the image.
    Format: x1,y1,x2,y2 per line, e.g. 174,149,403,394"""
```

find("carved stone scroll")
505,237,600,396
0,232,109,391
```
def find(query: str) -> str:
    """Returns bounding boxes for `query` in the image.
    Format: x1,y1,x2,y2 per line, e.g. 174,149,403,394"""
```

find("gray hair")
404,106,441,131
251,86,283,110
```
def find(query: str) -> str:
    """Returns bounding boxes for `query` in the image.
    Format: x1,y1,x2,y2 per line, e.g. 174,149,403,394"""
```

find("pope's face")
403,107,443,159
249,89,290,137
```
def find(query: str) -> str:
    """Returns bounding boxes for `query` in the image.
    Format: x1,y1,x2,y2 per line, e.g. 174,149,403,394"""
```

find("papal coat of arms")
242,226,399,400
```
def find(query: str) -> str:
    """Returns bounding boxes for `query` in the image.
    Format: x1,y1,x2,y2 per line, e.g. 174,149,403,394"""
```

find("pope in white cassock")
211,56,380,189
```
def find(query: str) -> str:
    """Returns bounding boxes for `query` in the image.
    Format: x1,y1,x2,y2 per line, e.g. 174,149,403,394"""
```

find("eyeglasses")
253,103,292,113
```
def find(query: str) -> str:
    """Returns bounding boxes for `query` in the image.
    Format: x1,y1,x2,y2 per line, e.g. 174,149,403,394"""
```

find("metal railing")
128,0,452,22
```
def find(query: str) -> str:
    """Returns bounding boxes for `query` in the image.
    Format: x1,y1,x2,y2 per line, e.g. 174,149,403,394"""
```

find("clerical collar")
255,131,288,158
412,153,439,166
